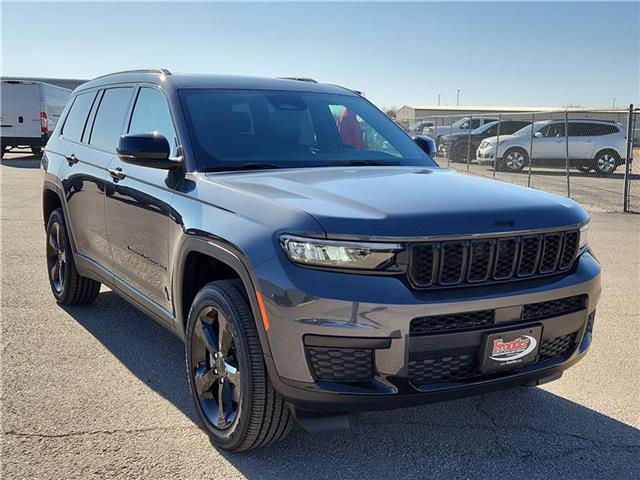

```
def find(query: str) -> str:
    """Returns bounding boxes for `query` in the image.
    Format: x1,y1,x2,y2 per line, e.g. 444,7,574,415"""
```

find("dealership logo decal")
490,335,537,362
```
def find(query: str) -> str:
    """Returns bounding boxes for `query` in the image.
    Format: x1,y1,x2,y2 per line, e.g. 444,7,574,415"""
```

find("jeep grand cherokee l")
42,69,601,452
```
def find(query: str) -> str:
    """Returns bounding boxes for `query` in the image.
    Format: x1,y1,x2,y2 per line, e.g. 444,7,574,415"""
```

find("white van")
1,80,71,157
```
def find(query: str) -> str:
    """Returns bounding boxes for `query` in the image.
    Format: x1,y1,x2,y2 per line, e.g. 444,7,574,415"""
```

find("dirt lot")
1,151,639,479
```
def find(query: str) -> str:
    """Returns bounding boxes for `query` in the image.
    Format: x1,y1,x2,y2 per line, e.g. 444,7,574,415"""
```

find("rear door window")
61,92,96,142
89,87,134,152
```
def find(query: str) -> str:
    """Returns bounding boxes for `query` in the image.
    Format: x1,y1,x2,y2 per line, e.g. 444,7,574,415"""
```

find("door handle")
65,154,79,165
108,167,126,181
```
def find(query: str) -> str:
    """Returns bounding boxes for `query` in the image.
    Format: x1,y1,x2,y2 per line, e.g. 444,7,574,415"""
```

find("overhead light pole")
437,94,441,106
612,98,617,109
456,89,461,106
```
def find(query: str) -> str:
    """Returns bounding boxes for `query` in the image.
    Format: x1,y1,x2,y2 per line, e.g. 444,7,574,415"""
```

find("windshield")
179,89,436,171
472,121,498,135
451,117,470,128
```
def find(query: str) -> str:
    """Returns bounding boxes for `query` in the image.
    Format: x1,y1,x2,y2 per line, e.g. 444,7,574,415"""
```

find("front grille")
410,310,495,335
306,346,373,382
522,295,587,320
410,294,587,336
538,333,577,360
409,229,580,288
409,332,578,385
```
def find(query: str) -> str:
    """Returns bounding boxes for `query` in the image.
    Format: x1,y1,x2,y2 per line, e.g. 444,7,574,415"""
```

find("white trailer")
1,80,71,157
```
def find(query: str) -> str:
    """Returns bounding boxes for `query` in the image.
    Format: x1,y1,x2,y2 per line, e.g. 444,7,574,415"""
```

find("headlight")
579,224,588,252
280,235,402,270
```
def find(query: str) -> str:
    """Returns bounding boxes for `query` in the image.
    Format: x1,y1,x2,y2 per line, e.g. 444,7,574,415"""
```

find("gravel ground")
1,152,639,479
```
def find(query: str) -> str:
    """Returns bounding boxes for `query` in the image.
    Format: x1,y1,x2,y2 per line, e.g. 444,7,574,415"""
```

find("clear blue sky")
2,1,638,109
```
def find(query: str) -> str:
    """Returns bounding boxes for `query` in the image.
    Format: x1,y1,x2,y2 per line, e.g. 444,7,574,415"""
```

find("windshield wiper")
331,160,395,167
202,163,283,172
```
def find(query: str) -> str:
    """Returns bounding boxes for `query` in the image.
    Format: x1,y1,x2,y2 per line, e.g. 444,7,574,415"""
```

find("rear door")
11,82,42,140
58,89,116,273
567,122,593,159
104,86,178,315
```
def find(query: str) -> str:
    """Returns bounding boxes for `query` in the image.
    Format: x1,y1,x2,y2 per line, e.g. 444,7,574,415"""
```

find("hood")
482,134,518,144
204,167,587,238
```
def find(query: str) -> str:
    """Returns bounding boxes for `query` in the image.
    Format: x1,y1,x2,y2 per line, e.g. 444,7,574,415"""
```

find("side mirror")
117,133,180,169
534,132,543,138
413,135,437,157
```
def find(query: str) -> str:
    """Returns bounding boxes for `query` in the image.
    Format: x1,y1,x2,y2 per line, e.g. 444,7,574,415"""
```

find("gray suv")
42,69,601,452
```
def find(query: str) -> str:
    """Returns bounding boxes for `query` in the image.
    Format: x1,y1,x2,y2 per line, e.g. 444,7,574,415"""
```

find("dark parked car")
439,120,531,162
42,69,600,452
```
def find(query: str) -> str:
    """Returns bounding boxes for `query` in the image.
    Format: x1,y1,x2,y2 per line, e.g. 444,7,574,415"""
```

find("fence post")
466,115,473,172
565,110,571,198
493,114,501,178
447,119,453,167
623,104,634,212
528,113,534,187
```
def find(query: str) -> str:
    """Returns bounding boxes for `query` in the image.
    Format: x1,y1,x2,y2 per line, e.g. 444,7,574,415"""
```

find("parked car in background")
439,120,531,162
476,119,628,175
1,80,71,157
424,116,498,144
407,120,434,136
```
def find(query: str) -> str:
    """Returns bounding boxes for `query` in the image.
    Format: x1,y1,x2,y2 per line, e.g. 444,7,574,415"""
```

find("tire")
31,146,42,155
502,148,528,173
593,150,620,176
185,280,293,452
46,208,101,304
451,144,468,163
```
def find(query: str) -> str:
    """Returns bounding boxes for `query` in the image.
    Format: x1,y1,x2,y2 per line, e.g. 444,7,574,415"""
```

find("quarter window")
128,88,178,155
61,92,96,142
89,87,134,152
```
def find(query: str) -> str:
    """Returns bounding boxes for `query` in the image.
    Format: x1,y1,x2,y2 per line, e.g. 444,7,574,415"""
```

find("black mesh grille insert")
468,240,492,282
409,244,435,286
540,233,562,273
439,243,465,284
410,310,495,336
559,231,579,269
306,347,373,382
494,238,518,279
539,333,577,361
522,295,587,320
408,354,478,384
518,236,541,276
409,229,580,289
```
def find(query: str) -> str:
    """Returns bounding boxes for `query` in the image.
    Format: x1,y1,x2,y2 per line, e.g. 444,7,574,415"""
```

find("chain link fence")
403,107,638,213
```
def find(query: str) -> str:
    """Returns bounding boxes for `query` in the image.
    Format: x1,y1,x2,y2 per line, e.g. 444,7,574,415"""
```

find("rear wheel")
451,144,468,163
46,208,101,304
594,150,620,176
185,280,293,451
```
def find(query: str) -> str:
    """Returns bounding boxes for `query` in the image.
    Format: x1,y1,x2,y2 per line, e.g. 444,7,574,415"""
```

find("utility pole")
437,94,441,106
456,89,460,106
612,98,617,109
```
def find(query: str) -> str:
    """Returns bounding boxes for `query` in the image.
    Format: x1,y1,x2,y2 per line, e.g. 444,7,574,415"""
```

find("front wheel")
185,280,293,452
501,148,528,172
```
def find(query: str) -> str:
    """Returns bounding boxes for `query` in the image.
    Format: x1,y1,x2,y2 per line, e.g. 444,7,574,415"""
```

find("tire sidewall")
185,285,254,450
594,150,619,175
46,209,71,303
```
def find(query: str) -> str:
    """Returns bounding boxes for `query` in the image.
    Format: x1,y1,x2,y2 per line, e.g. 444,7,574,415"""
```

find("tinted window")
61,92,96,141
180,90,435,171
569,123,590,136
89,87,134,152
501,121,530,135
128,88,178,155
469,119,482,129
598,124,619,135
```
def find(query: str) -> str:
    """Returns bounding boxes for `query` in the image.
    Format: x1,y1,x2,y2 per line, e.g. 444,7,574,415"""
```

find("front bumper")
476,145,497,164
255,251,600,412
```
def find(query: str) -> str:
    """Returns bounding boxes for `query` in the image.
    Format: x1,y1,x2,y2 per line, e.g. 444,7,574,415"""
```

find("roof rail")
92,68,172,80
279,77,318,83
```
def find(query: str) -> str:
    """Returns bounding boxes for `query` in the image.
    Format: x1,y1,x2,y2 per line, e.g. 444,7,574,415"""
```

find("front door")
104,86,179,314
534,123,566,160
